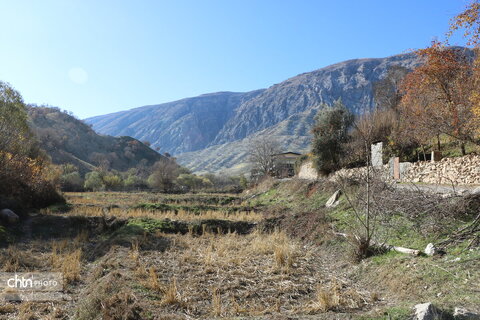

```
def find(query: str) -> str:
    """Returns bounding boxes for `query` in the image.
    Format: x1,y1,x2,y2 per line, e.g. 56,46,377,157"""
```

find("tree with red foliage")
399,42,476,155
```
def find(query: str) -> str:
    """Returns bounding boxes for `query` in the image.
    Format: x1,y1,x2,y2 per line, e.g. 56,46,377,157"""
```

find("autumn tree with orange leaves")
399,42,477,155
448,0,480,131
0,81,63,208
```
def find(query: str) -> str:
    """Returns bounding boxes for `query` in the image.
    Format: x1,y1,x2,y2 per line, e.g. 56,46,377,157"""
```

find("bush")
123,174,146,190
176,174,212,191
60,171,84,192
103,174,123,191
0,152,63,209
84,171,105,191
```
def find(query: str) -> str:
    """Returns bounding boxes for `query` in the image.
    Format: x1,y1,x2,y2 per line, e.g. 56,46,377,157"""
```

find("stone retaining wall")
329,165,390,183
297,155,480,185
400,154,480,185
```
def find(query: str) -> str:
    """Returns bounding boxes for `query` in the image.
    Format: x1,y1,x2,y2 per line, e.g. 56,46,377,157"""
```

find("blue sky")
0,0,471,119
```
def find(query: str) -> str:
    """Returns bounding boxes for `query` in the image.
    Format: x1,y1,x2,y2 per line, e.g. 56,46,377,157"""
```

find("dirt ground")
0,188,479,319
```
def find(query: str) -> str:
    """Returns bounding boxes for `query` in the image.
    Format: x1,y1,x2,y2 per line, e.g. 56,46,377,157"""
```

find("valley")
1,179,479,319
2,2,480,319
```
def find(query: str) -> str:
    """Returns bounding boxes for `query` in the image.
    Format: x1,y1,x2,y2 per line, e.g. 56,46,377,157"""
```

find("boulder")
470,187,480,195
424,243,437,256
414,302,443,320
454,308,480,320
0,209,19,224
325,190,341,208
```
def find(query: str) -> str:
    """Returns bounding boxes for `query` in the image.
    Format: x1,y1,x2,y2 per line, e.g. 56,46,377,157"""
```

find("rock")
454,308,480,319
470,187,480,195
325,190,342,208
0,209,19,224
424,243,437,256
414,302,443,320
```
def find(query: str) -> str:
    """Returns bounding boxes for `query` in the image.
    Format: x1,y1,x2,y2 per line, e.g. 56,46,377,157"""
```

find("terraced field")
1,182,479,319
0,190,379,319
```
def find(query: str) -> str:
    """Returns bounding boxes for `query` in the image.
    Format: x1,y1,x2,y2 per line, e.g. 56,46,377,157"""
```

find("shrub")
60,171,84,192
103,174,123,191
84,171,105,191
176,174,212,191
0,152,63,208
123,174,145,190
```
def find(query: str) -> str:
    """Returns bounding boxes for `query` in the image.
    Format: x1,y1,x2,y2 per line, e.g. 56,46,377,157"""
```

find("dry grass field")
1,182,479,319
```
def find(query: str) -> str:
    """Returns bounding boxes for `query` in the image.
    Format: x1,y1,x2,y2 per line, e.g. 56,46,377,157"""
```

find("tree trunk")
461,142,466,156
437,135,441,151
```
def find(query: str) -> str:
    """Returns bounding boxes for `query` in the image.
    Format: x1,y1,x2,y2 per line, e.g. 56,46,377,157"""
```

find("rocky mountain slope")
86,52,421,174
28,106,165,174
86,91,264,155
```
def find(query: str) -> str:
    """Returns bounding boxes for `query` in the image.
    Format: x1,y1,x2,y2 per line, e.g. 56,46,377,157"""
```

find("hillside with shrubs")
0,82,63,211
28,106,166,175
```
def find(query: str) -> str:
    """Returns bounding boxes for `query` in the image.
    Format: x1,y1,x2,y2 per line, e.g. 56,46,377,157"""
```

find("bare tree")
248,136,281,177
334,103,406,260
338,106,450,260
147,158,180,192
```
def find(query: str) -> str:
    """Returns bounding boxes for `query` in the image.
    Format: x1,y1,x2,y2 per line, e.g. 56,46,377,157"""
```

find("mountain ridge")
85,51,423,174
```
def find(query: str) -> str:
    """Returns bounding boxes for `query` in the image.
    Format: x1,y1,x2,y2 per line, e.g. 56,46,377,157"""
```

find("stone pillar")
388,157,394,177
371,142,383,168
431,151,442,162
393,157,400,180
389,157,401,180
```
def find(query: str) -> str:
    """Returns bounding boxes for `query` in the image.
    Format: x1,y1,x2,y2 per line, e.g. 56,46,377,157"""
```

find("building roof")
271,152,302,156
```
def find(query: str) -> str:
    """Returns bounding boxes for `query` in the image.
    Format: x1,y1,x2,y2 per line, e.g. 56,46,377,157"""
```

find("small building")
271,152,302,178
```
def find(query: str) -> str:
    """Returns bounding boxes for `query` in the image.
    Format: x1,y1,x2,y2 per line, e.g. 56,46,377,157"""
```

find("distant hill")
28,106,165,174
85,51,423,174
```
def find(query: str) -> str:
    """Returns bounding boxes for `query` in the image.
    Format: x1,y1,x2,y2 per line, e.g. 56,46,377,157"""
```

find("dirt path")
394,182,480,195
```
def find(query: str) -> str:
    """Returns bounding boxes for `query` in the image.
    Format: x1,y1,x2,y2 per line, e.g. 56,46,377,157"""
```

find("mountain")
85,52,422,174
86,90,264,155
28,106,165,174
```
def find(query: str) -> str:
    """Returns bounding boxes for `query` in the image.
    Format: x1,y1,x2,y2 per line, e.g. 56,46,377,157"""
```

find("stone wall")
400,154,480,185
297,160,389,182
329,165,390,183
297,155,480,186
297,161,319,180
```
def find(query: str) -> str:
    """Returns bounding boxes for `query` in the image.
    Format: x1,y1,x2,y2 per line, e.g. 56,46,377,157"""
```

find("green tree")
84,171,105,191
176,174,211,191
58,164,84,191
239,174,248,190
311,100,354,175
103,174,123,191
124,174,145,190
0,81,33,155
